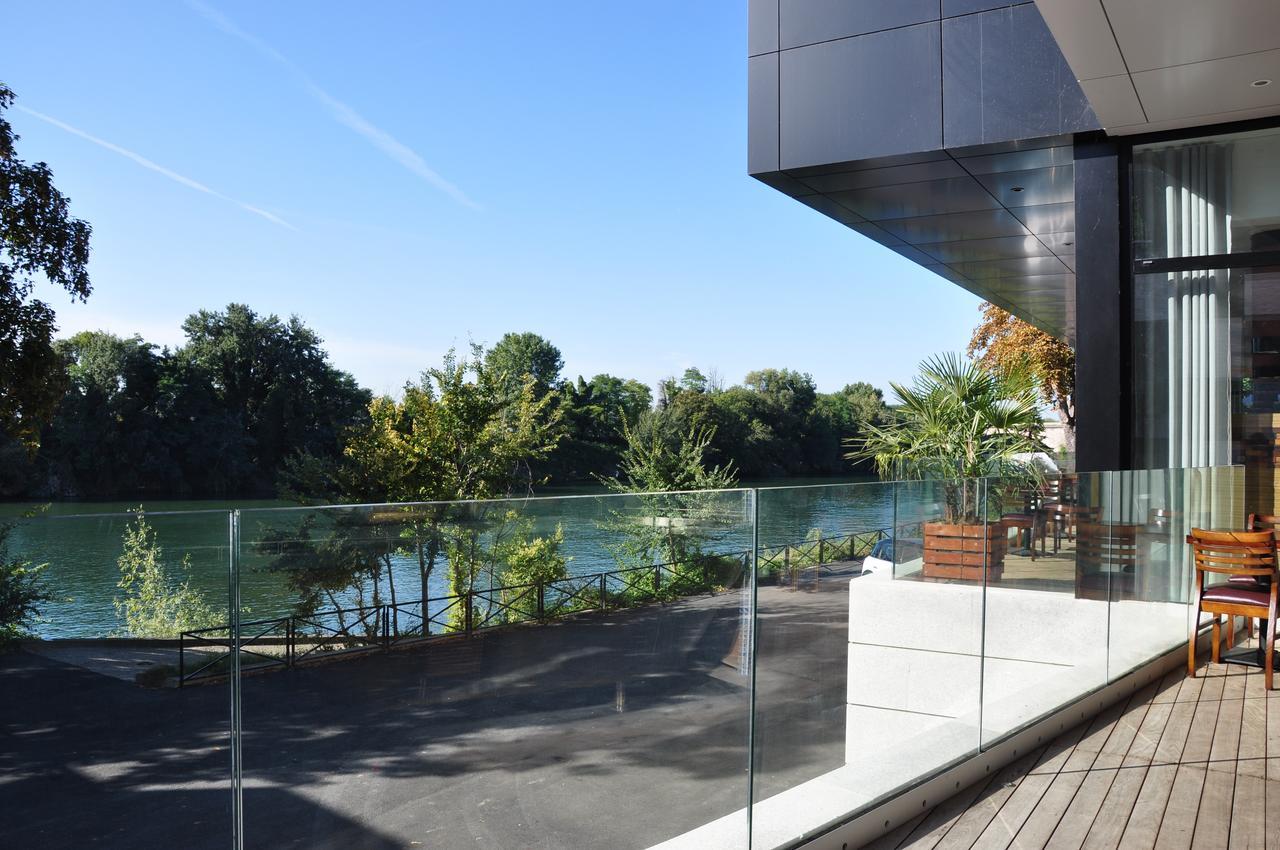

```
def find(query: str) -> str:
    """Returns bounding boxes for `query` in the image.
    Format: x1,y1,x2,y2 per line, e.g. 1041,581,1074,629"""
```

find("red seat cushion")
1228,575,1262,587
1202,584,1270,607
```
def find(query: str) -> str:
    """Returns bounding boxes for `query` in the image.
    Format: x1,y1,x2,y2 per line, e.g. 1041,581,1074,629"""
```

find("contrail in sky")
187,0,481,211
16,104,298,231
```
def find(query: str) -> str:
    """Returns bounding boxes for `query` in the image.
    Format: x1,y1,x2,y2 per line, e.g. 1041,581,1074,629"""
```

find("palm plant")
848,354,1048,523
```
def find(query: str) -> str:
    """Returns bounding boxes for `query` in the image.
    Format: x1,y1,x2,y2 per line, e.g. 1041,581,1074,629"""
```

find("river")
2,477,902,638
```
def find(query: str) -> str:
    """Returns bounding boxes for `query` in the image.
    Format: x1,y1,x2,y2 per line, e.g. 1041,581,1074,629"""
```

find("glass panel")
748,479,982,848
1134,264,1280,509
1107,466,1246,681
1,508,234,848
749,481,899,849
1132,126,1280,260
235,491,753,849
980,472,1110,747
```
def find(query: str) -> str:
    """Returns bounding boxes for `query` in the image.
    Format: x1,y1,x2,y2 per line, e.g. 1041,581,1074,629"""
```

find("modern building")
749,0,1280,507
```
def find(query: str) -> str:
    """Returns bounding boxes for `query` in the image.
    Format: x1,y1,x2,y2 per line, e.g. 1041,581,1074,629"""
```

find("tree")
37,332,178,497
0,84,93,449
484,332,564,399
547,374,653,479
277,345,565,618
596,413,740,577
849,354,1046,522
0,521,52,646
114,510,220,637
968,302,1076,440
180,304,371,494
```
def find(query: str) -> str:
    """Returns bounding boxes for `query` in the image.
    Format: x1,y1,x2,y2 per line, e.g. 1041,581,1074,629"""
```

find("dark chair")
1186,528,1279,690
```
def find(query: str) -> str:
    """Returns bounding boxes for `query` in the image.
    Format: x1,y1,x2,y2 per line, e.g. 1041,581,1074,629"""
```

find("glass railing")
0,466,1244,849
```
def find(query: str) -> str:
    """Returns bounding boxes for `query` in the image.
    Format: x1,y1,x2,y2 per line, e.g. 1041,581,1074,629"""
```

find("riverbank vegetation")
3,319,891,501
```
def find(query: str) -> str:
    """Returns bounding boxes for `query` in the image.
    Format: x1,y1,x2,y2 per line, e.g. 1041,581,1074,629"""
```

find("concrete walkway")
1,568,856,849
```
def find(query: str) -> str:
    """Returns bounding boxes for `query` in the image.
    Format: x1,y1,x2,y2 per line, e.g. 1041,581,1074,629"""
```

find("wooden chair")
1186,528,1279,689
1233,515,1280,640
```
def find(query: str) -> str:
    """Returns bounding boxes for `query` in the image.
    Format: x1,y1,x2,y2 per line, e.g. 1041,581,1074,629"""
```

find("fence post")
599,573,607,611
783,547,791,588
179,633,185,688
654,565,662,595
382,606,390,652
818,535,825,565
465,592,473,635
538,582,545,620
286,618,294,668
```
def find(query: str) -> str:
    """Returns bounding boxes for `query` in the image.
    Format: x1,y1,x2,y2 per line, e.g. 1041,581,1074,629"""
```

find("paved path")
1,569,856,849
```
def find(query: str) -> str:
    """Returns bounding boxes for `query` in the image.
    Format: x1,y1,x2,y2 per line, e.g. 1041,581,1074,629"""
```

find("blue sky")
5,0,981,398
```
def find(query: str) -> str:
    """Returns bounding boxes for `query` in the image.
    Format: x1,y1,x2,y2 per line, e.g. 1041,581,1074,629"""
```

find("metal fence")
179,527,888,685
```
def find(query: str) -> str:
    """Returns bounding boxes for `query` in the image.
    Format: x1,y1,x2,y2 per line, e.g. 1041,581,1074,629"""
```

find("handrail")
179,525,894,684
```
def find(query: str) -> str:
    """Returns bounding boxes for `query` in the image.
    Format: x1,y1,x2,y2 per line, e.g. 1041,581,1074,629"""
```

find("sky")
4,0,981,399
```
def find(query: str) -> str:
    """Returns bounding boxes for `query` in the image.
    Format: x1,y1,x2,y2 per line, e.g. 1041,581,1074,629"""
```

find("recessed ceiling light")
1011,186,1024,192
1063,241,1074,247
1252,79,1273,87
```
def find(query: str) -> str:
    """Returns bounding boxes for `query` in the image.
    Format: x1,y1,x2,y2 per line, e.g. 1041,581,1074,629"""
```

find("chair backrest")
1186,528,1279,581
1247,513,1280,532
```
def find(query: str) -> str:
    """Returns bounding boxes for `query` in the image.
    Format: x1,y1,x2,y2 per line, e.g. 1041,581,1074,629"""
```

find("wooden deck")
867,651,1280,850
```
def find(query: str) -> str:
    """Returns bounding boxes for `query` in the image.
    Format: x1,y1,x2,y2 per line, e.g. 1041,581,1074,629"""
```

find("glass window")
1131,125,1280,514
1132,127,1280,260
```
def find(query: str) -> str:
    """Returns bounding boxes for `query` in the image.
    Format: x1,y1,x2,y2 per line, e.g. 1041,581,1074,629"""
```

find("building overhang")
754,136,1079,342
1035,0,1280,136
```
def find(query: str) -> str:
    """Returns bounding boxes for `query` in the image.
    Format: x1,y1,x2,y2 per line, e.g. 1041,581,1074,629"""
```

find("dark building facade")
750,0,1280,506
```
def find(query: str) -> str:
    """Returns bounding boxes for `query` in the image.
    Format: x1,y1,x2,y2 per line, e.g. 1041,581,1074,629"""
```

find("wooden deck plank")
1229,766,1266,850
934,749,1049,850
1153,765,1207,850
892,773,1004,850
1265,759,1280,850
1044,767,1119,850
1084,765,1152,849
969,774,1055,850
1117,764,1179,850
888,659,1278,850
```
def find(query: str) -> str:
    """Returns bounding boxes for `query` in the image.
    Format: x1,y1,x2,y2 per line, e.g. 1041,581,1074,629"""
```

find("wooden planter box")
923,521,1006,581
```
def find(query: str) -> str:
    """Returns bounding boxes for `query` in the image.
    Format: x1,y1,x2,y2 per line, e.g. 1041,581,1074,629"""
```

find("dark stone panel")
955,144,1073,175
785,150,949,178
751,170,818,196
830,175,1001,221
794,193,867,227
779,0,939,50
919,233,1053,263
780,23,942,169
749,0,779,56
942,5,1099,149
1074,134,1126,472
950,255,1071,280
748,53,779,175
1009,202,1075,235
878,207,1029,244
975,165,1074,208
942,0,1030,18
797,158,966,193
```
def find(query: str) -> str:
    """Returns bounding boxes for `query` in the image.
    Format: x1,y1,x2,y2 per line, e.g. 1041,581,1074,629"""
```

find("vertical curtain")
1128,142,1234,601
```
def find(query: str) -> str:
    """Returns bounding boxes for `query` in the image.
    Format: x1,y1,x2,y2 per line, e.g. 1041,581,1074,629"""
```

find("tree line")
0,314,890,501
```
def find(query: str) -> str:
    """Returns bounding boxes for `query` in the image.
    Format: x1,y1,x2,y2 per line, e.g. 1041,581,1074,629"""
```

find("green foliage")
276,345,565,619
597,414,739,577
444,512,569,629
114,510,220,637
7,304,369,499
848,354,1046,522
0,522,51,646
0,84,92,450
483,331,564,399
